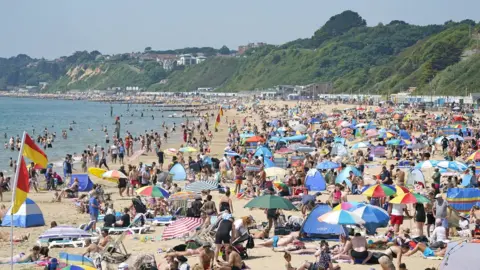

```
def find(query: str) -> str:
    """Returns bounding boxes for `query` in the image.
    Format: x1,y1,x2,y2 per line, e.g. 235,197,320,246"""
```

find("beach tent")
439,242,480,270
254,146,273,158
1,198,45,228
336,166,361,189
305,169,326,191
406,169,425,187
263,157,275,168
399,130,411,140
331,143,348,157
300,204,347,240
447,188,480,213
170,163,187,181
70,174,94,192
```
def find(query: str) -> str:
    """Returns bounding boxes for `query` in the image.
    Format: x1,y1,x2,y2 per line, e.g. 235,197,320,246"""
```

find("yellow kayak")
88,167,117,183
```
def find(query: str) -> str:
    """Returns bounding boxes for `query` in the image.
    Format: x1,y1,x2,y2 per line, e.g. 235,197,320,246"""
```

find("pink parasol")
162,217,203,239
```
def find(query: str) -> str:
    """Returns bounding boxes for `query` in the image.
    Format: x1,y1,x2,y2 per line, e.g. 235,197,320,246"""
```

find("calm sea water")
0,97,180,174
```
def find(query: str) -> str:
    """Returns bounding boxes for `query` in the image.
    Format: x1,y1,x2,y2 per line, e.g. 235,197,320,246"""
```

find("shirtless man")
98,230,112,250
83,238,101,257
164,243,215,270
217,245,242,270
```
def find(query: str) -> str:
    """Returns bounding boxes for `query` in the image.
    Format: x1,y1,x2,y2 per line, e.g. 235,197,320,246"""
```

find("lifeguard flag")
215,114,221,129
23,133,48,168
219,107,224,117
12,157,29,214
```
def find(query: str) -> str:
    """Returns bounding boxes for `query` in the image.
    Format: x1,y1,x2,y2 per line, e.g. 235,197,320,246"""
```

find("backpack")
246,235,255,249
133,198,147,213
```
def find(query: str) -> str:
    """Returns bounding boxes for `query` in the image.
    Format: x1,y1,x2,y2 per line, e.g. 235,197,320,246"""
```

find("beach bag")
246,235,255,249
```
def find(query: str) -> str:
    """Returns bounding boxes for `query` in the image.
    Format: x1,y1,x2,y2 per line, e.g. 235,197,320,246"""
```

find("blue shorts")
423,247,435,257
441,218,449,228
272,236,279,248
90,213,98,222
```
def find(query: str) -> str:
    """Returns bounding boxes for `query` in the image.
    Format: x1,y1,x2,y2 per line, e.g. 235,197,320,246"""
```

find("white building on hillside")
178,54,195,66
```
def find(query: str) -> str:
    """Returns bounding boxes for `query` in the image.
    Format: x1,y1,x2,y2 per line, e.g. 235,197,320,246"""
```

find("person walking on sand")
28,162,39,193
98,147,110,170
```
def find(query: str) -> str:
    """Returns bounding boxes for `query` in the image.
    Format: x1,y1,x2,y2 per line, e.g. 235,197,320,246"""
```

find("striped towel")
185,180,218,193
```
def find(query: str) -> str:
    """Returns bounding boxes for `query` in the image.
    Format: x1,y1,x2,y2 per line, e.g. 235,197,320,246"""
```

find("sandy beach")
0,100,445,270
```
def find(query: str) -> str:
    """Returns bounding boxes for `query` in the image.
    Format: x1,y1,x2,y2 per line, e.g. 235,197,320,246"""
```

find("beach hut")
305,169,326,191
169,163,187,181
70,174,94,192
300,204,347,240
1,198,45,228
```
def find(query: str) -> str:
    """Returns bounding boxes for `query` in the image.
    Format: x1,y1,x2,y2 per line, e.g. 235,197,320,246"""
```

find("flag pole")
9,131,26,269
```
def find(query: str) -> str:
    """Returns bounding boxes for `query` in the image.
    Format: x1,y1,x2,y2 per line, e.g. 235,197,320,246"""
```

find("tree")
144,47,152,52
219,45,230,55
312,10,367,47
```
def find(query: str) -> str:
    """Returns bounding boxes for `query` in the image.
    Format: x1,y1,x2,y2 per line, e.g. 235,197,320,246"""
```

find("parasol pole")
9,131,26,270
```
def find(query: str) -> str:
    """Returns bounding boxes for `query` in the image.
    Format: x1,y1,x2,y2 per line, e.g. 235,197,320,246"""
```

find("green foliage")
311,10,367,47
218,46,230,55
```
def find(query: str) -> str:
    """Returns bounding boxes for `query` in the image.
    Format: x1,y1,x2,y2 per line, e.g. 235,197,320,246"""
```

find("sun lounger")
102,213,151,235
150,216,175,226
48,239,86,249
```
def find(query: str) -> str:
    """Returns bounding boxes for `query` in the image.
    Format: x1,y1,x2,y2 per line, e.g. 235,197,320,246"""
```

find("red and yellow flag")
23,133,48,168
215,114,221,129
219,107,224,117
12,157,29,214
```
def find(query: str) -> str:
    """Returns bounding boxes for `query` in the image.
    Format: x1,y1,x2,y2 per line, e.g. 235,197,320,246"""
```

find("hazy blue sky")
1,0,479,59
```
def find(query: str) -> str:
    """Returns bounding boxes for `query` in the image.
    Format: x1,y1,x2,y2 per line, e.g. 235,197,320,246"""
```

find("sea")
0,97,182,175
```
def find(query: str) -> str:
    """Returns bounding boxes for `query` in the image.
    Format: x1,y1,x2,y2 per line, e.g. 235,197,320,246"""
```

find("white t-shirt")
391,204,405,216
234,219,247,235
431,226,447,243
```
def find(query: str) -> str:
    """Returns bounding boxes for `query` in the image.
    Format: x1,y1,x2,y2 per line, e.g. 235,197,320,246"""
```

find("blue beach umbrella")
436,161,468,172
351,142,370,149
415,160,439,170
316,161,341,170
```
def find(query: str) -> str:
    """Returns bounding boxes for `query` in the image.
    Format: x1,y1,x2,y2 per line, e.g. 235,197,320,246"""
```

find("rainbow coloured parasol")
136,185,170,198
318,210,365,225
332,202,365,211
362,184,396,198
389,192,430,204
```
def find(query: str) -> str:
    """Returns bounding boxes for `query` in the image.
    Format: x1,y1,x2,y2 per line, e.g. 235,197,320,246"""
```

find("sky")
1,0,480,59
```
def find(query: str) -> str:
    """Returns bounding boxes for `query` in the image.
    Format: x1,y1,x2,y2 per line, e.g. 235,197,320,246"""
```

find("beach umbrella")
136,185,170,198
436,161,468,172
179,146,197,153
447,135,464,141
291,124,307,132
332,202,365,211
386,139,411,146
352,205,390,224
467,151,480,161
185,180,218,193
273,181,288,190
415,160,439,169
316,161,340,170
351,142,370,149
389,192,430,204
165,148,178,156
393,185,410,195
276,148,294,155
162,217,203,239
244,195,297,210
265,167,287,177
169,191,196,201
62,266,96,270
366,129,378,137
224,150,240,157
297,146,316,153
362,184,396,198
245,136,265,143
39,226,92,239
318,210,365,225
288,143,307,151
102,170,127,179
88,167,106,178
338,121,350,128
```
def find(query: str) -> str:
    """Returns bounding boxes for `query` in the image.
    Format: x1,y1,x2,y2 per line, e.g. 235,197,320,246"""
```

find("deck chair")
101,232,130,264
196,215,218,243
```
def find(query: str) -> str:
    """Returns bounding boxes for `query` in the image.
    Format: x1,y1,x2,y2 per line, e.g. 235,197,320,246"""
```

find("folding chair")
101,232,130,264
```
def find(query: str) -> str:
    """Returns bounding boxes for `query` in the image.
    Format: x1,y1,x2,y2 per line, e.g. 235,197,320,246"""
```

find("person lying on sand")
256,232,299,248
0,231,30,242
404,242,446,258
0,245,41,264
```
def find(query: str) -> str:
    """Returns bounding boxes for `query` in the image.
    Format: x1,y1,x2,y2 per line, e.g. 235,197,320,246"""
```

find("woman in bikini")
0,245,41,264
330,184,342,208
218,190,233,214
257,232,299,249
331,234,352,261
404,242,446,258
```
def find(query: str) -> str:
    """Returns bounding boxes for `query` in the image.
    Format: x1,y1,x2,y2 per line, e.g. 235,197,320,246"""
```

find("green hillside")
149,57,239,91
1,10,479,95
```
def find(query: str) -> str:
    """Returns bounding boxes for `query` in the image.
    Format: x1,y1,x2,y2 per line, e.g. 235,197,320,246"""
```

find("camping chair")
101,232,130,264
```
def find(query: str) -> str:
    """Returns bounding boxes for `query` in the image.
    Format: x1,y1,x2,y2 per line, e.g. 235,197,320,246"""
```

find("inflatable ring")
341,128,352,138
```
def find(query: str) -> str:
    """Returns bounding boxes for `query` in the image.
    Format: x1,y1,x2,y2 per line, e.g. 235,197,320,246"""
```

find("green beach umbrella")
244,194,297,210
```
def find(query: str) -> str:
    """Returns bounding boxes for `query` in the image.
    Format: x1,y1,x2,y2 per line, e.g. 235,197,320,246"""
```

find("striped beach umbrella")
436,161,468,172
39,226,92,239
362,184,396,198
332,202,365,211
389,193,430,204
318,210,365,225
415,160,439,169
352,205,390,224
136,185,170,198
162,217,203,239
393,185,410,195
184,180,218,193
102,170,127,179
165,148,178,156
